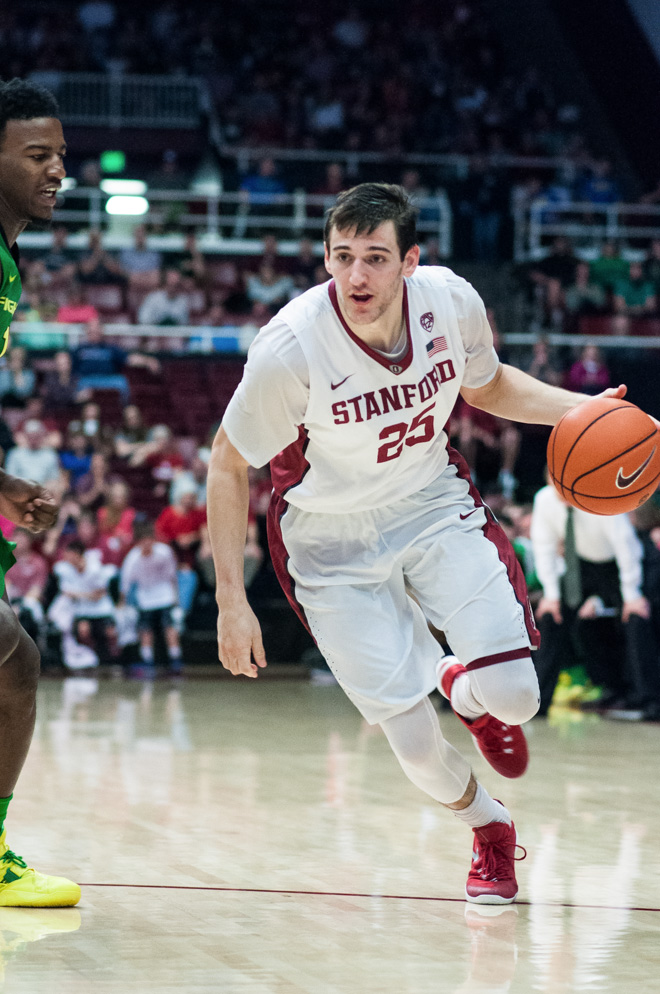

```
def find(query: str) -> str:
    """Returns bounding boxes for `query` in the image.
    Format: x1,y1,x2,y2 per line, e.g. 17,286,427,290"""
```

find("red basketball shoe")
465,818,524,905
437,657,529,779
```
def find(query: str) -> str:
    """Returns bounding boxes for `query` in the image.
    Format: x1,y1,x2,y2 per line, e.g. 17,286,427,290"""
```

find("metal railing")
514,201,660,261
22,187,453,256
45,73,204,128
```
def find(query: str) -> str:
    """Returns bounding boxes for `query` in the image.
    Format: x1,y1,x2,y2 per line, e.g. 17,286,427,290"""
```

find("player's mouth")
36,186,60,208
350,293,373,305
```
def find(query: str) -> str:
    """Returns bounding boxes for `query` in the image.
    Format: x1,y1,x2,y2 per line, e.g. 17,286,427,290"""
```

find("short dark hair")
324,183,418,260
0,78,60,144
66,540,86,556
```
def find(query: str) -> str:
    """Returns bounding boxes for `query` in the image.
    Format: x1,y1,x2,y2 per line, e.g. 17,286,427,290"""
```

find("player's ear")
324,244,332,275
403,243,420,276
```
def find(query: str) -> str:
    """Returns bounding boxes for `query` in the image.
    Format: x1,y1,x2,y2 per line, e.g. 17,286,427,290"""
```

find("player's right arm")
207,426,266,678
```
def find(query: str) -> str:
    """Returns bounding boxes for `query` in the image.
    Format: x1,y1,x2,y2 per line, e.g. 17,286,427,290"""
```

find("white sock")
452,783,512,829
140,645,154,663
437,655,486,721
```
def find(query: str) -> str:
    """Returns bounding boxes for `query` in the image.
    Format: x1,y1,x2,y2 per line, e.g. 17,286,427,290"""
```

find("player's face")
324,221,419,328
0,117,66,226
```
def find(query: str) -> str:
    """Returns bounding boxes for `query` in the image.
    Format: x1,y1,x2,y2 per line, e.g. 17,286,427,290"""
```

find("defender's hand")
217,599,267,678
0,476,59,533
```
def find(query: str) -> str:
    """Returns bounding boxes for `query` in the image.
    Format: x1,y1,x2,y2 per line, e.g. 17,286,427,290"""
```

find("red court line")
78,883,660,913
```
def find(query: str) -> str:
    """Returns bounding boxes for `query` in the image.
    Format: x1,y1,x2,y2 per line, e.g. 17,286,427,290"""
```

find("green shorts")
0,534,17,599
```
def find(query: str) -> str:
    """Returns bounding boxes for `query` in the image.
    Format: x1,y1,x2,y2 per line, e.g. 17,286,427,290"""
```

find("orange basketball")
547,397,660,515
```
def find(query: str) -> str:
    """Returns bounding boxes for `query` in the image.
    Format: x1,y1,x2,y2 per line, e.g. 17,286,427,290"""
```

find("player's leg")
0,599,80,906
380,697,522,904
164,609,183,674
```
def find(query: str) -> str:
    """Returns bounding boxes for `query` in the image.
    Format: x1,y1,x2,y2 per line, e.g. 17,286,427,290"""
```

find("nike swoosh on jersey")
615,447,656,489
330,374,353,390
459,508,479,520
8,275,17,282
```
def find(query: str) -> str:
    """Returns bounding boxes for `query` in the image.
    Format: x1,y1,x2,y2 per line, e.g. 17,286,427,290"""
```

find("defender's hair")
0,78,59,143
324,182,418,259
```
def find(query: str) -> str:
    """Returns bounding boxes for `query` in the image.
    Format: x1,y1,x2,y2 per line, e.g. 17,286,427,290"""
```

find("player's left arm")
0,469,59,533
460,363,627,427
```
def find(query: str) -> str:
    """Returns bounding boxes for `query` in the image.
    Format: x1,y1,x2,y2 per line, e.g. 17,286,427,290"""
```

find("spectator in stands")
5,529,48,644
313,162,347,199
528,236,578,328
4,419,61,491
14,397,62,449
291,238,318,291
643,239,660,302
590,241,629,294
455,400,521,499
564,344,611,395
119,224,162,288
137,268,190,326
0,347,36,406
131,424,184,497
120,520,183,675
239,157,286,205
457,156,509,262
51,540,118,667
59,428,93,489
70,317,159,401
614,262,657,316
155,482,207,569
96,480,136,563
147,148,188,191
36,225,77,285
576,158,622,205
114,404,149,459
521,336,563,386
75,451,112,511
41,350,91,411
563,261,607,325
56,282,100,325
170,454,207,507
173,229,207,288
77,230,127,286
246,262,295,313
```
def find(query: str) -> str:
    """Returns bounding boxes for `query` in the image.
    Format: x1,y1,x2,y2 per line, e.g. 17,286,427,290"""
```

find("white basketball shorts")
267,450,539,724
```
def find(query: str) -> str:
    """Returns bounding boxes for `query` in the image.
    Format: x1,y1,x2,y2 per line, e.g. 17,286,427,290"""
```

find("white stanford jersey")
223,266,499,513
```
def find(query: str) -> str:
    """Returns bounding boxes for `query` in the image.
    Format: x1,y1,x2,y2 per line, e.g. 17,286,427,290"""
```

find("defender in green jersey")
0,78,80,906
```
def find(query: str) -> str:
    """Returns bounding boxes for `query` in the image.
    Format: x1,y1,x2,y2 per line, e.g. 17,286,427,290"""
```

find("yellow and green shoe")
0,831,80,907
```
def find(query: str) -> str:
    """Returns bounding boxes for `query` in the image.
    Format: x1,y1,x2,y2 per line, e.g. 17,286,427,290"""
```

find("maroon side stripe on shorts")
266,492,311,634
465,647,532,672
446,445,540,656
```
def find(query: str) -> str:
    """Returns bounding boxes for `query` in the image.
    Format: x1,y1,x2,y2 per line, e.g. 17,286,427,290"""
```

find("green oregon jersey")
0,228,21,358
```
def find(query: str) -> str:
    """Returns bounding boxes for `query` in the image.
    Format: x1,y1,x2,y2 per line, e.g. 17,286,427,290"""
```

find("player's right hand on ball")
217,600,267,678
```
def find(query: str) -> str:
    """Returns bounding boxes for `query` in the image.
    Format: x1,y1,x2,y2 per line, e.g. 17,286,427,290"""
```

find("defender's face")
0,117,66,224
324,221,419,327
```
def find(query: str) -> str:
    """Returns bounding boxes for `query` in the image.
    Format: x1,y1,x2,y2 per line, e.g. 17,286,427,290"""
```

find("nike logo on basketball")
331,374,353,390
615,447,656,489
459,508,479,520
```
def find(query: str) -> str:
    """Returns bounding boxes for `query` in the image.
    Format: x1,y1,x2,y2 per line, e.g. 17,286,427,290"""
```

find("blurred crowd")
8,0,583,159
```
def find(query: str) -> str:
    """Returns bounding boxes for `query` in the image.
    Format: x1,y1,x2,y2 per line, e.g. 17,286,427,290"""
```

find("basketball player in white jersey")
207,183,626,904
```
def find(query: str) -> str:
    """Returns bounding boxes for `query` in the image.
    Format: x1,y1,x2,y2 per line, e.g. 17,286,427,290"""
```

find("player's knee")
5,632,41,695
474,658,540,724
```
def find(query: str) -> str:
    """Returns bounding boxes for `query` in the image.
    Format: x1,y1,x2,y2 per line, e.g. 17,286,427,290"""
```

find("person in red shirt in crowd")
96,481,136,565
55,282,100,325
155,484,207,569
131,425,185,498
5,529,49,642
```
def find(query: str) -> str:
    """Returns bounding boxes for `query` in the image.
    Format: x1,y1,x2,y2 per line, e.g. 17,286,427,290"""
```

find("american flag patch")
426,336,447,358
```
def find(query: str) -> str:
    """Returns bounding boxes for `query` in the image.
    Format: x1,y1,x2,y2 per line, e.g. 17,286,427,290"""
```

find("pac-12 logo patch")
420,312,434,332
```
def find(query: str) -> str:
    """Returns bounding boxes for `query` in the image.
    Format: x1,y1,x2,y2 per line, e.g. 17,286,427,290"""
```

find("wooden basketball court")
1,675,657,992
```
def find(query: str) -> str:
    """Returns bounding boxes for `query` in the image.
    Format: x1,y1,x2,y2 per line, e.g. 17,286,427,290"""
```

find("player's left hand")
622,596,651,622
0,475,59,533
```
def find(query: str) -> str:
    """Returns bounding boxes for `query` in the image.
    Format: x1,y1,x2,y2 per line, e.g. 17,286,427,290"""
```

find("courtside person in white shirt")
207,183,627,904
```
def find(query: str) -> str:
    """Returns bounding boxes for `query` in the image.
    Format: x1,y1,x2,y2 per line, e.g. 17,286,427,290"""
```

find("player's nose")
47,157,66,180
348,260,368,285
